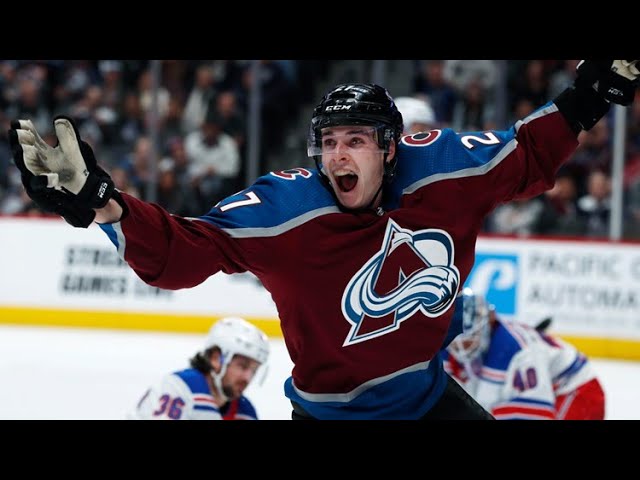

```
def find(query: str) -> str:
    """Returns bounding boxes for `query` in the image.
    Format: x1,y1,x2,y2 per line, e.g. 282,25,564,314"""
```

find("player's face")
221,354,261,399
320,125,395,210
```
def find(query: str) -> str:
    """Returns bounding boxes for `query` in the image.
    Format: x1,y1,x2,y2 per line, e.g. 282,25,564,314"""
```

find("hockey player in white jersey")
442,288,605,420
130,317,269,420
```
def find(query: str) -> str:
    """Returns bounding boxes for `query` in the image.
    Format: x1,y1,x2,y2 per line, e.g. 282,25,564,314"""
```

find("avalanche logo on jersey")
341,219,460,346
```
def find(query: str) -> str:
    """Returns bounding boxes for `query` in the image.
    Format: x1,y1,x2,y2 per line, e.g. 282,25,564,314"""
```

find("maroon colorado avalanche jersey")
99,102,578,419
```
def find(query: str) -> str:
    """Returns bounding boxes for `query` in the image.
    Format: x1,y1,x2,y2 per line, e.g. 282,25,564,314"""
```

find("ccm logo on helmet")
325,105,353,112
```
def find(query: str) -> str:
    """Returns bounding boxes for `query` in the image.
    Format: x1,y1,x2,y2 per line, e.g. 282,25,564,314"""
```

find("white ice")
0,324,637,420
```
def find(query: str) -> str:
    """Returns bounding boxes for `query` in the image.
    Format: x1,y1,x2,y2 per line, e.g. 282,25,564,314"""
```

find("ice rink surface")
0,324,638,420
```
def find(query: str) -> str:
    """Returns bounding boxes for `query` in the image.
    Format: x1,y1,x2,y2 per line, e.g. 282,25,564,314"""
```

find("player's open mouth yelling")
334,170,358,192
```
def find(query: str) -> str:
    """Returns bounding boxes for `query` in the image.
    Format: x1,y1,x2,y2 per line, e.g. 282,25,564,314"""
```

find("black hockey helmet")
308,83,404,182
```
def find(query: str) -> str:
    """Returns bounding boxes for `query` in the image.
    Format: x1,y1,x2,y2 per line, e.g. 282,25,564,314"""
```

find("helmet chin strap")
363,178,385,212
210,353,230,404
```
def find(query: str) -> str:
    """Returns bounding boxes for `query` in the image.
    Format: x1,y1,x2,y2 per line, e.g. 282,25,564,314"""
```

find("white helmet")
393,96,436,134
448,288,491,363
205,317,270,400
205,317,270,365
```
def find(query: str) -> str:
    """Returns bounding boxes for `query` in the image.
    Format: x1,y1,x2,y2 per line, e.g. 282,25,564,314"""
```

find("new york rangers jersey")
442,320,600,420
129,367,258,420
101,101,578,419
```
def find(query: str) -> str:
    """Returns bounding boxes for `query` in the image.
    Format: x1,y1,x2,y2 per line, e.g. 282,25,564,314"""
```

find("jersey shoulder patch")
197,168,339,232
391,127,516,196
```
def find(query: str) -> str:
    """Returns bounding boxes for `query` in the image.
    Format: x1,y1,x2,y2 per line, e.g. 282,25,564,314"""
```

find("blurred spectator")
113,91,145,160
212,90,246,152
565,117,612,196
95,60,124,149
156,158,201,216
451,78,496,131
548,60,580,99
625,174,640,238
110,166,141,199
487,198,545,236
6,68,52,135
184,110,240,208
509,97,536,125
413,60,458,125
443,60,498,95
182,64,217,134
117,136,154,199
534,168,586,236
138,68,170,125
164,136,190,182
159,96,184,146
509,60,549,118
68,85,105,152
577,169,612,238
626,90,640,156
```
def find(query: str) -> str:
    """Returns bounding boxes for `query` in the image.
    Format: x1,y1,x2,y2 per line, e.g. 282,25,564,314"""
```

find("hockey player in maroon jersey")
8,60,638,419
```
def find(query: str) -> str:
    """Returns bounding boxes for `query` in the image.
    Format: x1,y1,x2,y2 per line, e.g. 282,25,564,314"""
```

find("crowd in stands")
0,60,331,218
2,59,640,240
411,59,640,239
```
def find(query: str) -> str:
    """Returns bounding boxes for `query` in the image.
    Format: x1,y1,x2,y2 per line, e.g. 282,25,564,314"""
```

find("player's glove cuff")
553,85,611,134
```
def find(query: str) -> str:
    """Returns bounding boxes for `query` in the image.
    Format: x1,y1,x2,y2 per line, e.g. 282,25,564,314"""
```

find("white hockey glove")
611,60,640,81
10,115,115,209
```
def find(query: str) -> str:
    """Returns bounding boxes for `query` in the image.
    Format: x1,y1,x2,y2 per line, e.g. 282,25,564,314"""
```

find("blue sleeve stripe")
514,103,558,133
403,138,518,195
98,222,126,260
554,355,587,382
196,205,341,239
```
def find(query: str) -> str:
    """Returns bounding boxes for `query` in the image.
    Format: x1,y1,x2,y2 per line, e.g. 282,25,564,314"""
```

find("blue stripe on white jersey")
175,369,219,414
483,323,526,372
175,368,210,394
553,354,588,388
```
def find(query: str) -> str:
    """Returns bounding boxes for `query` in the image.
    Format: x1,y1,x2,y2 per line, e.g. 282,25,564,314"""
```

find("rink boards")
2,217,640,360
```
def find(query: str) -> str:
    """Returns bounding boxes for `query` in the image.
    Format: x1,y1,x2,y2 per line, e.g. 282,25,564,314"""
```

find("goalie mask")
448,288,491,363
308,83,404,184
